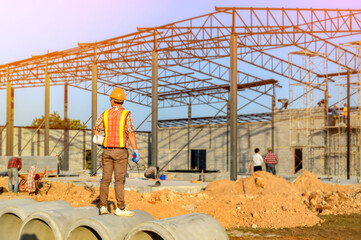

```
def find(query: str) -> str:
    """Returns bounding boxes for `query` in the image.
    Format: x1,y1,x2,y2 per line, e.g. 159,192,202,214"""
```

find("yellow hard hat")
109,87,126,101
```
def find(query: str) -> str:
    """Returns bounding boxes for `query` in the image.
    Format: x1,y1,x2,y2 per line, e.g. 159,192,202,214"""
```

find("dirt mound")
293,171,353,193
1,170,360,229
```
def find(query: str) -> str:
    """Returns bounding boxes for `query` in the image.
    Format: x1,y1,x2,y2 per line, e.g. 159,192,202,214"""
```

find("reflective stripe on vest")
103,109,128,147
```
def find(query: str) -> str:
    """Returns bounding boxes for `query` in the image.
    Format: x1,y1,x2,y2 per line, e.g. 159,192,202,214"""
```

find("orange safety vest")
103,109,129,147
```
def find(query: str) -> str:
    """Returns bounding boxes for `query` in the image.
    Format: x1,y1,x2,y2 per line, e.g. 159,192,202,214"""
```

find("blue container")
160,174,166,180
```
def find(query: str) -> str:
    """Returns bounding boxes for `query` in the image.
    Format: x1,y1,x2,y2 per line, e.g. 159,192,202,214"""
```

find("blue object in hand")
132,149,139,163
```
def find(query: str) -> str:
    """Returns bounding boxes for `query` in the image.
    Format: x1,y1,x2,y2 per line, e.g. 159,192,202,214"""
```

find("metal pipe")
152,32,158,167
230,9,238,181
91,62,98,175
6,65,14,156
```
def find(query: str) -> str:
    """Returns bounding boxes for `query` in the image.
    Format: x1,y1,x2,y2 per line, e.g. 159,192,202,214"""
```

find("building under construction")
1,7,361,179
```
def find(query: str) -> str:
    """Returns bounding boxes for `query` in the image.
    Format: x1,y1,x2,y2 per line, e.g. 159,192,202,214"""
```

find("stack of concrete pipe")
0,199,229,240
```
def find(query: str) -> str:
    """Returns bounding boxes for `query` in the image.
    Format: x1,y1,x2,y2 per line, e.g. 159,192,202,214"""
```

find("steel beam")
151,48,158,167
6,66,14,156
91,63,98,175
230,10,238,181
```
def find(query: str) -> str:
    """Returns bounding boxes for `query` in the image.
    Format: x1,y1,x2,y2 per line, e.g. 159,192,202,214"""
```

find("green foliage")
30,111,87,130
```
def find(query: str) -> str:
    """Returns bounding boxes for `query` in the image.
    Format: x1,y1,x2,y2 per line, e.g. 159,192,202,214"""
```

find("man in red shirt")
264,147,278,175
94,87,139,217
7,156,22,193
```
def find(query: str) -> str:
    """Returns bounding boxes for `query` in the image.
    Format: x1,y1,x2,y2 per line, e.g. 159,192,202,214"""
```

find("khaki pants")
100,148,128,209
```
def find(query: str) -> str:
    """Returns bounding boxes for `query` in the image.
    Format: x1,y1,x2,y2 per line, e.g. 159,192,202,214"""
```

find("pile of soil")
0,171,360,229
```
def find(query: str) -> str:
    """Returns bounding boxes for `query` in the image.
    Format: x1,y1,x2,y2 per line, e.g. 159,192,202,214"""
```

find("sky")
0,0,360,131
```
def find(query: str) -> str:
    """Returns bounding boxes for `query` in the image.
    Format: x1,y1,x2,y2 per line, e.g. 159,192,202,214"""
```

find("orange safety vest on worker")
103,108,129,148
343,106,348,116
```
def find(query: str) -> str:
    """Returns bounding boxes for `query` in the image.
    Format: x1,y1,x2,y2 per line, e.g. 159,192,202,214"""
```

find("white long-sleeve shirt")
253,153,264,167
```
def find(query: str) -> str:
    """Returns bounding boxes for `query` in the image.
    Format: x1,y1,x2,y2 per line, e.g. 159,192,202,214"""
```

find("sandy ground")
0,171,360,229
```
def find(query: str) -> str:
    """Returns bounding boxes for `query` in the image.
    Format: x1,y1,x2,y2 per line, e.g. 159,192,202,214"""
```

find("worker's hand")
132,149,140,163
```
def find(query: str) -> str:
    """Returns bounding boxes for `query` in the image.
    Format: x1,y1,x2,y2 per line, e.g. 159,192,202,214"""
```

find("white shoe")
114,207,135,217
100,206,109,215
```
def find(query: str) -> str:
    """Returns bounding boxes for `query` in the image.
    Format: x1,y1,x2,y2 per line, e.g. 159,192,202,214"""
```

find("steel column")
188,102,191,170
91,63,98,175
347,71,351,179
324,78,329,175
230,10,238,181
64,82,69,170
6,65,14,156
44,59,50,156
151,48,158,167
272,84,275,151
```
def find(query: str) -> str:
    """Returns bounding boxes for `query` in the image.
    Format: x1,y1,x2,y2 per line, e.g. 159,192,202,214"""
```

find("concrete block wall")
157,110,361,178
0,127,150,171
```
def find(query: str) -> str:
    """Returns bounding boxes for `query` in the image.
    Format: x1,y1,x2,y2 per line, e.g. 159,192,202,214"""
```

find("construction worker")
7,156,22,193
94,87,139,216
144,166,159,179
252,148,264,172
264,147,278,175
342,103,348,125
331,105,338,126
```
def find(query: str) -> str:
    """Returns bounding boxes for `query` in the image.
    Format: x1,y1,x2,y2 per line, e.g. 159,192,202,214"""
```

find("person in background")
25,165,37,193
264,147,278,175
144,166,159,179
342,103,348,124
252,148,263,172
56,154,62,176
7,156,22,193
331,105,338,126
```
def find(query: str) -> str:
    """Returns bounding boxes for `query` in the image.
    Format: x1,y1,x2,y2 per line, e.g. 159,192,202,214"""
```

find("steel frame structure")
1,7,361,178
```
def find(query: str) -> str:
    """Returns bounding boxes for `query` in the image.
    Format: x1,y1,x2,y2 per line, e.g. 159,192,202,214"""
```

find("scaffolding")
288,50,328,176
332,41,361,178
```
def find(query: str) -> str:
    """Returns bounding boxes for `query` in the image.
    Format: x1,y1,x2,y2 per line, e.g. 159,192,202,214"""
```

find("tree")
30,111,87,130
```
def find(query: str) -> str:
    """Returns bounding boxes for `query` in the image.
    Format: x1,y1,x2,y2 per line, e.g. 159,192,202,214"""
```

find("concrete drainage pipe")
0,200,71,240
0,199,36,212
124,213,229,240
19,206,99,240
67,210,155,240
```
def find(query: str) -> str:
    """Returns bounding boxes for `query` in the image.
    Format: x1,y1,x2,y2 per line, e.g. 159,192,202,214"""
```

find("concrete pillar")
64,82,69,170
151,37,158,167
44,59,50,156
229,11,238,180
6,65,14,156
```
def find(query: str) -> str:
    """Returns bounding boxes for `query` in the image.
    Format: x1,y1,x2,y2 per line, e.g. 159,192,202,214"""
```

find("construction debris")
0,171,360,229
